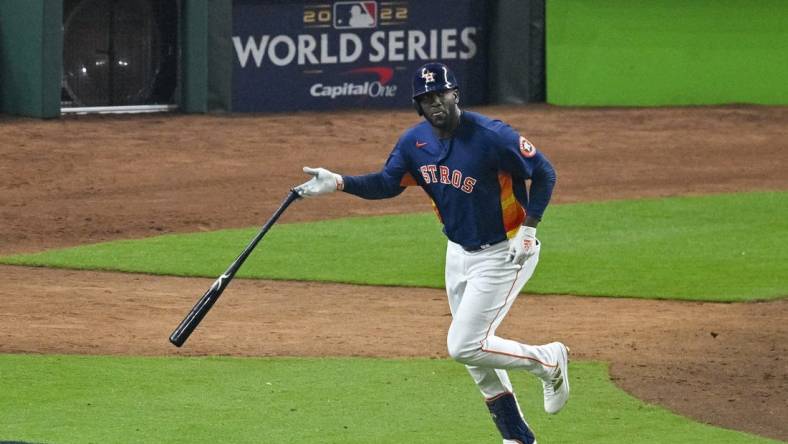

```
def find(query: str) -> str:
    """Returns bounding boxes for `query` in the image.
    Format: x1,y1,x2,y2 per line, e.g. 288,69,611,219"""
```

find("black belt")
462,239,507,253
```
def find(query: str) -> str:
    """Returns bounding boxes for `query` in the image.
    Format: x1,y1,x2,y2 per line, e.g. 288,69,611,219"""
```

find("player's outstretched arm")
295,166,344,197
296,165,408,200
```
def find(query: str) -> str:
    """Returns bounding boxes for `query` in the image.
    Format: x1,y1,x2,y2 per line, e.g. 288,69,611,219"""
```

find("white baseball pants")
445,239,553,398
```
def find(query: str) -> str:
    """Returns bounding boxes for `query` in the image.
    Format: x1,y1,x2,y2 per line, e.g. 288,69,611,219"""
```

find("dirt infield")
1,105,786,440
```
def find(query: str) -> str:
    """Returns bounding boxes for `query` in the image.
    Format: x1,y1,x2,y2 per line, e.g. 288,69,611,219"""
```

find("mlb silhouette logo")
333,1,377,29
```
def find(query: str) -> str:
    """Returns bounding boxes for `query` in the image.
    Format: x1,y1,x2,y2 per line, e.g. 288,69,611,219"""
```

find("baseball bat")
169,189,301,347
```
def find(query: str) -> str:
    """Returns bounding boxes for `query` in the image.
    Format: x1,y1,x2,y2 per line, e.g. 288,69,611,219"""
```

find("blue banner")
232,0,489,112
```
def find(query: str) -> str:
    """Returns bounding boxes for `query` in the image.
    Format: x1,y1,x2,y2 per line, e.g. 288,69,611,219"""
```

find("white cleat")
542,342,570,414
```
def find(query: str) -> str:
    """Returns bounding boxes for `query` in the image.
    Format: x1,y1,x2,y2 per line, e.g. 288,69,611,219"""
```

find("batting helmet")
412,63,458,116
412,62,458,99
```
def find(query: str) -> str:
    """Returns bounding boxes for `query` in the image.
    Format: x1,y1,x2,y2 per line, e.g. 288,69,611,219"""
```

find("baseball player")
296,62,568,444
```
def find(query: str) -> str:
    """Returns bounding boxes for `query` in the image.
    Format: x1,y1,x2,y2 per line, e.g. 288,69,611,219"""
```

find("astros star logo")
421,68,435,83
519,136,537,158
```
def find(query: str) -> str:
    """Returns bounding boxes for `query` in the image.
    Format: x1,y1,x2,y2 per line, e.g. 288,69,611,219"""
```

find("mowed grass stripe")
1,191,785,301
0,355,782,444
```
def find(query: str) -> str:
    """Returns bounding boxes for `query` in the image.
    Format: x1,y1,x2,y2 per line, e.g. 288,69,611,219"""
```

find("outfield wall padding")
0,0,62,118
181,0,209,113
546,0,788,106
180,0,232,113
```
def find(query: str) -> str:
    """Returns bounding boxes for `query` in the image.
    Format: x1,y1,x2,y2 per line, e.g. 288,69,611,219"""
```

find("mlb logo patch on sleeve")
519,136,537,158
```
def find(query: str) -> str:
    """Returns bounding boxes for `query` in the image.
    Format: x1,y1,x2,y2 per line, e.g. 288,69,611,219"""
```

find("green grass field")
0,355,781,444
2,192,786,443
3,191,786,301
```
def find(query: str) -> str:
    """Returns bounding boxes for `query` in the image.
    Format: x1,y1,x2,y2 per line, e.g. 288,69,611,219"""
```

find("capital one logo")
334,1,377,29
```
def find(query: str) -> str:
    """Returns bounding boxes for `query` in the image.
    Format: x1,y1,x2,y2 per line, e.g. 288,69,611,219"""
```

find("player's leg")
447,241,520,397
446,242,549,374
444,240,467,318
467,366,513,397
446,241,570,414
444,242,512,392
487,392,538,444
445,241,538,443
446,243,512,397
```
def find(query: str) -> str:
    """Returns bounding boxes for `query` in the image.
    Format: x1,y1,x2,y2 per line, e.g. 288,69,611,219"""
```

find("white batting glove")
295,166,344,197
507,226,538,265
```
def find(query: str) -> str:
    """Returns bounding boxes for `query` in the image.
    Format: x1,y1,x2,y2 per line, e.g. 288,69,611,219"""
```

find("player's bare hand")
507,226,538,265
295,166,344,197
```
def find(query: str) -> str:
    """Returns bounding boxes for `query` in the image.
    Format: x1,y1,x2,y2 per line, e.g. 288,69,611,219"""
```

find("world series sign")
232,0,489,112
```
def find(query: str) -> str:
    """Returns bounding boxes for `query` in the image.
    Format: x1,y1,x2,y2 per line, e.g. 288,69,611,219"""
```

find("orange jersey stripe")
402,173,444,223
430,199,443,223
498,173,525,238
399,173,418,187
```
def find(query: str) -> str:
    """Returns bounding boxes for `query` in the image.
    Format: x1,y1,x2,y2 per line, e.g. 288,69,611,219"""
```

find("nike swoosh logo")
415,141,428,148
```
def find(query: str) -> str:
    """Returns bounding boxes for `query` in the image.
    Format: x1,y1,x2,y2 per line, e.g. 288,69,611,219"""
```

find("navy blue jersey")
343,111,556,250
